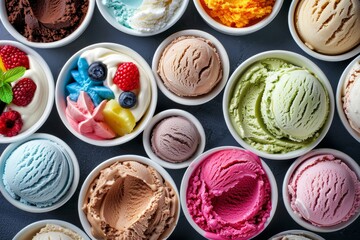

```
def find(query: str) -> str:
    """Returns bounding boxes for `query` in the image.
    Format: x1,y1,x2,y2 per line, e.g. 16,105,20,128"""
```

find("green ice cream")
229,58,329,154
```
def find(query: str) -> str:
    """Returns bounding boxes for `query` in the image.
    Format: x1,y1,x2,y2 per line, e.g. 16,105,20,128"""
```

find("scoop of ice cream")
201,0,275,28
2,139,73,207
271,235,313,240
32,224,84,240
343,60,360,134
261,68,328,142
82,161,178,239
151,116,200,163
229,58,329,154
295,0,360,55
103,0,181,33
5,0,89,43
288,154,360,227
158,36,222,97
187,149,272,240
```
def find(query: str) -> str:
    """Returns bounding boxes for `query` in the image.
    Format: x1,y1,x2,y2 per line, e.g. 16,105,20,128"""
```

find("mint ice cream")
229,58,329,154
2,138,74,207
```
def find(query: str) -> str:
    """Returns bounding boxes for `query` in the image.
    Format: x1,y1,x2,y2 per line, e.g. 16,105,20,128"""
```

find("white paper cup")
223,50,334,160
78,155,180,240
0,133,79,213
180,146,278,239
143,109,206,169
268,229,325,240
283,148,360,232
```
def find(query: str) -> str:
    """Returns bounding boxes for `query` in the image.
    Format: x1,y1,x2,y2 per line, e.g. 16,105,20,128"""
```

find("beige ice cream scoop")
157,36,222,96
295,0,360,55
82,161,178,240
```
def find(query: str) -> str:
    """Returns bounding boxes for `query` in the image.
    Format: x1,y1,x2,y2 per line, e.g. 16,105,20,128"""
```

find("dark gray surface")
0,1,359,239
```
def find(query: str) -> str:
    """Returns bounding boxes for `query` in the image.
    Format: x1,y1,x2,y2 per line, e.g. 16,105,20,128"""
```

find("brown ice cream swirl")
82,161,178,240
158,36,223,97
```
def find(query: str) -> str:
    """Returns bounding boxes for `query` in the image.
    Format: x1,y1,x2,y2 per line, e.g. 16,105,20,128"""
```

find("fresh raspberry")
113,62,140,91
0,45,30,70
12,78,37,106
0,110,23,137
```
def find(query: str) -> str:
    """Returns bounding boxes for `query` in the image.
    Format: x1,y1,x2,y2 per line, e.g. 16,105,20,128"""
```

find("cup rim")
0,133,79,213
336,55,360,142
0,40,54,144
55,42,158,146
142,108,206,169
0,0,95,49
193,0,284,35
78,154,180,240
268,229,325,240
13,219,90,240
288,0,360,62
152,29,230,106
282,148,360,232
96,0,189,37
222,50,335,160
180,146,278,239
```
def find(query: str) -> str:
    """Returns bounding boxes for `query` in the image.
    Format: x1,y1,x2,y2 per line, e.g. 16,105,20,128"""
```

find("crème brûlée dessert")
64,47,151,140
0,44,49,138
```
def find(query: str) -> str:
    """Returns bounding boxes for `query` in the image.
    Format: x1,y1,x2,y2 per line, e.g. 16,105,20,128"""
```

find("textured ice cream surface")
158,36,222,97
186,148,272,240
200,0,275,28
82,160,178,239
271,234,313,240
103,0,182,33
295,0,360,55
343,60,360,134
2,139,73,207
151,116,200,163
32,224,84,240
229,58,329,154
5,0,89,43
288,154,360,227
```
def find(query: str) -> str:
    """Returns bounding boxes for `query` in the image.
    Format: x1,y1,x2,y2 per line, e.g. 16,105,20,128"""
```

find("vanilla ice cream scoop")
158,36,222,96
32,224,84,240
343,60,360,134
295,0,360,55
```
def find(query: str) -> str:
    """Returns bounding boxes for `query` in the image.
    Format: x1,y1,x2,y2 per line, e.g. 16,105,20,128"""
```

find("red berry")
0,45,30,70
12,78,37,106
113,62,140,91
0,110,23,137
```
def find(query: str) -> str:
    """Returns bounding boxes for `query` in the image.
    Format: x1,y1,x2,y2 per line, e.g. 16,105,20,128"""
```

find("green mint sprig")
0,67,25,104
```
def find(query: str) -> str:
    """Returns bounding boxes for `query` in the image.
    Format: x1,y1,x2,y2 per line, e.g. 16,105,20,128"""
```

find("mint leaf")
4,67,25,83
0,83,13,104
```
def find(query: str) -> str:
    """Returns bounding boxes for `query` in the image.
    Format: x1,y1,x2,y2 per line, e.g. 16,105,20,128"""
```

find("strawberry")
12,78,37,106
113,62,140,91
0,110,23,137
0,45,30,72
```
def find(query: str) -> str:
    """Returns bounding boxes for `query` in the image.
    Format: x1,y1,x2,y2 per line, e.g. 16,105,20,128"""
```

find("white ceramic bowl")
0,40,54,144
13,219,90,240
283,148,360,232
180,146,278,239
223,50,334,160
96,0,189,36
288,0,360,62
78,154,180,240
55,42,157,146
193,0,283,35
0,133,79,213
152,29,229,105
0,0,95,48
142,109,206,169
268,229,325,240
336,55,360,142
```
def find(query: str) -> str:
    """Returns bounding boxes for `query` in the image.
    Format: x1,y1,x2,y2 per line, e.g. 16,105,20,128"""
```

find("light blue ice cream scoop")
2,139,73,208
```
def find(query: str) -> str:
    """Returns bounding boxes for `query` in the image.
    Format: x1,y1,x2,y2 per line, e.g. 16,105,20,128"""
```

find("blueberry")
88,61,107,81
0,101,5,114
119,92,137,108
